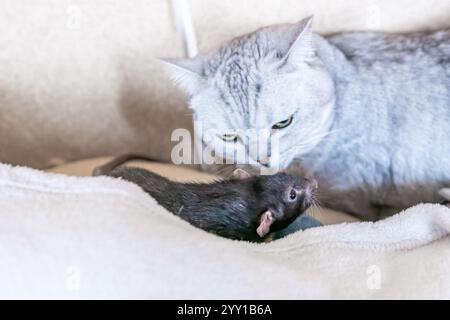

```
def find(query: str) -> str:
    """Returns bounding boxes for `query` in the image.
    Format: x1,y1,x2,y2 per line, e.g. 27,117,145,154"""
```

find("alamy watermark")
170,121,280,175
66,5,82,30
65,265,81,291
366,4,382,29
366,265,381,290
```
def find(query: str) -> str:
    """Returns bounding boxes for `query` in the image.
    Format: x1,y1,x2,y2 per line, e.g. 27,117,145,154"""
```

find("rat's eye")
272,115,293,130
221,134,238,142
289,189,297,201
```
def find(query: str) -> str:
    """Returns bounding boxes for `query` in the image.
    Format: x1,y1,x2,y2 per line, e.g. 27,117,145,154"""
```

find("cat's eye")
221,134,238,142
272,115,293,129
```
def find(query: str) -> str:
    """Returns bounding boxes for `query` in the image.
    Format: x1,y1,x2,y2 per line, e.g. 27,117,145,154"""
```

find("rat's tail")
92,154,157,176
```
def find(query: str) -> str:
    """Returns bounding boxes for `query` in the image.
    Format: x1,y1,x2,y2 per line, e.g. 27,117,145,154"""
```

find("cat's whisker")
293,128,340,149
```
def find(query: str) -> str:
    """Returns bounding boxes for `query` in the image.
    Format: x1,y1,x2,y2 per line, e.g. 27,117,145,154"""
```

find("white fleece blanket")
0,163,449,299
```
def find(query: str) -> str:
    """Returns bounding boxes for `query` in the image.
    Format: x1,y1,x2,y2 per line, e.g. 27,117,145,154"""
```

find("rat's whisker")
310,197,326,221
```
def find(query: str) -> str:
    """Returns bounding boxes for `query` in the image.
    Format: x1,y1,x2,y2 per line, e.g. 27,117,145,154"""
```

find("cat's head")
163,17,335,172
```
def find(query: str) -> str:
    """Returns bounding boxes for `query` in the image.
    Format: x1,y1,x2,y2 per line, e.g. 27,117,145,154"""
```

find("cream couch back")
1,0,449,168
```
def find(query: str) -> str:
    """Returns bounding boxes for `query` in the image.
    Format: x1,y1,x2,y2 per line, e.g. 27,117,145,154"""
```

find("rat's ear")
279,16,315,69
232,168,252,180
159,57,207,96
257,210,275,238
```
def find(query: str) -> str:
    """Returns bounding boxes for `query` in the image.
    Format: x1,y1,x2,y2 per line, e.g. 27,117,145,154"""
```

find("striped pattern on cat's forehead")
206,33,272,127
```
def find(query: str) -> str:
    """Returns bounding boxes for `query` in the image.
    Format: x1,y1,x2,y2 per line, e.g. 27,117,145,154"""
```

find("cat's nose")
257,157,270,166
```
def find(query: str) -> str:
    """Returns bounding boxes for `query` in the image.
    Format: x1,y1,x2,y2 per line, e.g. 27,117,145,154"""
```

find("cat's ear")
280,16,315,68
160,57,206,96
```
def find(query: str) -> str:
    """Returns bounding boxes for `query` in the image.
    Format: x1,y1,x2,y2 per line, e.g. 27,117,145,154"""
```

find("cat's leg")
271,214,322,240
368,187,450,217
373,205,404,219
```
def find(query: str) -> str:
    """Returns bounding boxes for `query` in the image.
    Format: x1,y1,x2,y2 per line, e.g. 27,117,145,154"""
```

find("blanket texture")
1,163,449,299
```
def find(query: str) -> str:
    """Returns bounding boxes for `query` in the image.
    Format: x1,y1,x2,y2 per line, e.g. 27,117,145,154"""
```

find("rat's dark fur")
107,166,314,242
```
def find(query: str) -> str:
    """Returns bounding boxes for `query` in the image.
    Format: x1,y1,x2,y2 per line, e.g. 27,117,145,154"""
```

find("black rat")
93,154,316,242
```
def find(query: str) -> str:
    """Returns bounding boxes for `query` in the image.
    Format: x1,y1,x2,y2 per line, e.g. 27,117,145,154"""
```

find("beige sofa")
1,0,449,169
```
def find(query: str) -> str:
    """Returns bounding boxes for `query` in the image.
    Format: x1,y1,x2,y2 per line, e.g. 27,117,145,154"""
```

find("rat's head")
233,169,316,239
253,172,316,237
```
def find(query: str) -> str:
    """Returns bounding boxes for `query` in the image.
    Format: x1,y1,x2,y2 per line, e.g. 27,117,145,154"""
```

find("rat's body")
94,155,315,242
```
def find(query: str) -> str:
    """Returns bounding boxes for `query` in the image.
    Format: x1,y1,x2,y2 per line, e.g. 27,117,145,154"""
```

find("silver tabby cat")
163,17,450,220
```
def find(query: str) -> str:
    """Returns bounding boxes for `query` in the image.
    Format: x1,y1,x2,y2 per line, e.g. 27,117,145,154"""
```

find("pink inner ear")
232,168,251,180
257,210,274,238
